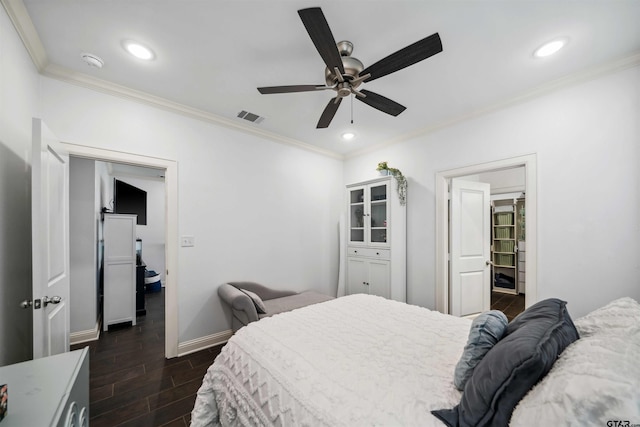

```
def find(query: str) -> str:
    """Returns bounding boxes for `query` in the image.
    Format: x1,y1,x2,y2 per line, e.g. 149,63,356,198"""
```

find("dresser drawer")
347,247,390,260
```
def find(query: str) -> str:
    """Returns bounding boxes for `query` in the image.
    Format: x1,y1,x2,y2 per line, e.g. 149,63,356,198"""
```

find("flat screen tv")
114,179,147,225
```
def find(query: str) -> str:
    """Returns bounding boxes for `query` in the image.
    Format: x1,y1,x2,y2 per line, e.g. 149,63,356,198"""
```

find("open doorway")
103,162,167,327
456,167,526,321
69,158,167,342
63,142,179,358
435,154,537,317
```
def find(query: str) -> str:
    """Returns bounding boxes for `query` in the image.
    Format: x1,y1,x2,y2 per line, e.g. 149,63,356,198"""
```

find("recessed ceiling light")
123,40,155,60
533,37,568,58
341,132,355,141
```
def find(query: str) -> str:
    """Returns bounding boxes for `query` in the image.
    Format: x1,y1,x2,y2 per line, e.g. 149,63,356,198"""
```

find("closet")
491,197,525,294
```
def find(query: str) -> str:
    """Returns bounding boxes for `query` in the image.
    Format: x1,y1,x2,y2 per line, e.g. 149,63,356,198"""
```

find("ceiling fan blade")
361,33,442,82
298,7,345,74
317,97,343,128
258,85,327,94
356,90,406,116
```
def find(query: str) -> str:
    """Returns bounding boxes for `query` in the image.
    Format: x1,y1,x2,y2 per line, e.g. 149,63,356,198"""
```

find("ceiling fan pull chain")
351,94,354,124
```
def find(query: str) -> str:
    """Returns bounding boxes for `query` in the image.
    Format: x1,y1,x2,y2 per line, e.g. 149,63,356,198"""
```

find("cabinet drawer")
347,247,390,260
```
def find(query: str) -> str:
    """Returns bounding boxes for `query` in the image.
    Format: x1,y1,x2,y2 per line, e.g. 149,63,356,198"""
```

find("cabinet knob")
376,252,379,255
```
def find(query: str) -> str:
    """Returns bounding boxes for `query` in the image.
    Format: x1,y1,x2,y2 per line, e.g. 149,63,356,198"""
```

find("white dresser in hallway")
0,348,89,426
103,213,137,331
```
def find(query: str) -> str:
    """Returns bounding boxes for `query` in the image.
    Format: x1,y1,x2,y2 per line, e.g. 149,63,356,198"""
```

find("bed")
191,294,640,426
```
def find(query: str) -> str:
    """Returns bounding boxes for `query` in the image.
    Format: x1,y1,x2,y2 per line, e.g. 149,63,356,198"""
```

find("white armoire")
103,214,137,331
345,176,406,302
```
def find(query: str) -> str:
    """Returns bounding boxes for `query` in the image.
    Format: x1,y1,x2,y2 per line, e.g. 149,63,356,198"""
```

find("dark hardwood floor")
71,289,224,426
491,291,526,321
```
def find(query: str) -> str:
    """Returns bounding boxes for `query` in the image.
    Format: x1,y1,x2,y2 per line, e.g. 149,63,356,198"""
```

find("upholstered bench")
218,281,334,332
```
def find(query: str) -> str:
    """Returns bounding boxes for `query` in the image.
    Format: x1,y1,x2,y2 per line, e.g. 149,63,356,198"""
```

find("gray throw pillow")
432,298,579,427
454,310,508,390
240,288,267,314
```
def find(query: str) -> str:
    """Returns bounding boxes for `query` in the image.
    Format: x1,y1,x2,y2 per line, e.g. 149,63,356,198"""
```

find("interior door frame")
61,142,179,358
435,154,537,315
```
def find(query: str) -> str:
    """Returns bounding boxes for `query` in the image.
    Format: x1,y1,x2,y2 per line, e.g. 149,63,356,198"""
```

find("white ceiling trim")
43,49,640,162
1,0,47,71
346,50,640,159
5,0,639,161
43,63,342,160
2,0,342,160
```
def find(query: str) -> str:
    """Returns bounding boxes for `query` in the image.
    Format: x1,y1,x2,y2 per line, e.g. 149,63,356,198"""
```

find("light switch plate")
181,235,195,247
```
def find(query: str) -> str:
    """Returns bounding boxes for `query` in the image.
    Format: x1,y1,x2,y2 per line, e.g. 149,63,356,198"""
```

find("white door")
32,118,70,358
450,179,491,317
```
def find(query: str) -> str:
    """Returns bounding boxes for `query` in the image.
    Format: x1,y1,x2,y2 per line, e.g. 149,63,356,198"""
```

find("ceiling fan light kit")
257,7,443,129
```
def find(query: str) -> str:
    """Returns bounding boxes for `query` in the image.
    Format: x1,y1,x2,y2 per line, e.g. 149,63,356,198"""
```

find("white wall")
459,168,525,195
39,78,345,344
69,157,98,334
479,167,525,194
113,175,166,282
345,65,640,319
0,4,40,365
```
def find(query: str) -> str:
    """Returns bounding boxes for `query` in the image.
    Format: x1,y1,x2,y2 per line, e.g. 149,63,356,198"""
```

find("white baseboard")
70,321,101,345
177,330,233,357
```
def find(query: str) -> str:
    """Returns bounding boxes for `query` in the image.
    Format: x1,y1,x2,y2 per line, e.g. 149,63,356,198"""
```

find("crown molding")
42,64,343,160
1,0,47,71
345,51,640,159
6,0,638,162
2,2,342,159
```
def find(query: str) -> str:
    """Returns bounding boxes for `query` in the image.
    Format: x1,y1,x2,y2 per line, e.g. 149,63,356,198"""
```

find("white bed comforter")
191,294,471,427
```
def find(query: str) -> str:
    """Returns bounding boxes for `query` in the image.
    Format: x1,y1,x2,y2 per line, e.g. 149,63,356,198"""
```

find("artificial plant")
377,162,407,206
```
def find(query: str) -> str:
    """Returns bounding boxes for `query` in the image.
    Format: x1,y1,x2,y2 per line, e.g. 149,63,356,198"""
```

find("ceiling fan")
257,7,443,129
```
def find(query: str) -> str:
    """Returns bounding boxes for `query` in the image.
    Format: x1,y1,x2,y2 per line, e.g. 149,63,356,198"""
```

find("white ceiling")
8,0,640,157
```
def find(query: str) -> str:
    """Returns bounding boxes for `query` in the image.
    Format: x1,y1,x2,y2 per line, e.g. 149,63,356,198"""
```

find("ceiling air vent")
237,110,265,124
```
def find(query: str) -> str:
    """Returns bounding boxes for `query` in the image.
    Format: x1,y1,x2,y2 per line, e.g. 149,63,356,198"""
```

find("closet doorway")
435,154,537,317
456,168,526,321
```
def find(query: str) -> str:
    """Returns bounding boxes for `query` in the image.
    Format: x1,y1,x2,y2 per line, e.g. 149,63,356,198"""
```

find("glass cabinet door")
369,183,388,245
349,187,365,243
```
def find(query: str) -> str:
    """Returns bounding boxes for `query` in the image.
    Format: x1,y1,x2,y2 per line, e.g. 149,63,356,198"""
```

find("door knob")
486,260,493,266
20,300,33,309
42,296,62,307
